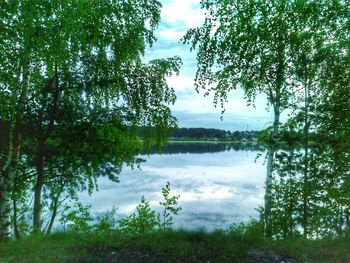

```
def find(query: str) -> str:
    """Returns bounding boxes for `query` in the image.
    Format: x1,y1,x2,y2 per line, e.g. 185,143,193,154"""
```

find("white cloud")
165,76,264,117
166,75,194,91
175,185,234,202
157,29,184,41
170,87,270,118
161,0,205,29
150,0,274,129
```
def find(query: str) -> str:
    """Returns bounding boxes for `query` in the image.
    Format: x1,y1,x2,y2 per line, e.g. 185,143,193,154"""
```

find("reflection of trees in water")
147,143,265,154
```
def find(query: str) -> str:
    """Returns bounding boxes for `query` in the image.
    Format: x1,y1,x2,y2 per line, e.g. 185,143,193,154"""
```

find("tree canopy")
0,0,181,239
184,0,350,238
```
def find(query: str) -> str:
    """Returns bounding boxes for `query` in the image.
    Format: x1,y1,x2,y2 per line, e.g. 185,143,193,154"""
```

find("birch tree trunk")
33,156,44,232
264,105,280,237
303,79,309,238
0,175,13,241
264,44,284,237
13,198,20,240
0,58,29,240
0,132,15,241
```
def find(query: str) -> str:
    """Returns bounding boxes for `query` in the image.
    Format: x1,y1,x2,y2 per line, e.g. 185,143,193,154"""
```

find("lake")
80,143,266,231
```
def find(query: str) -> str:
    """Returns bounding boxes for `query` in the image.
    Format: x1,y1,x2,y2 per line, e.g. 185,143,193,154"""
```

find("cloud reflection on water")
80,148,265,231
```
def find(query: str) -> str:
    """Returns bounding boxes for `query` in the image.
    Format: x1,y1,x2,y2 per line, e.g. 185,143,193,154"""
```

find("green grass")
268,237,350,263
168,140,258,144
0,230,349,262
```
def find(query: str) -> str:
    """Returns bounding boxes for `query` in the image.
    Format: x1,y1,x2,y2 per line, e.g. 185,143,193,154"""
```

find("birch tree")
183,0,349,237
183,0,295,237
258,0,349,238
287,0,349,238
0,0,34,241
0,0,181,239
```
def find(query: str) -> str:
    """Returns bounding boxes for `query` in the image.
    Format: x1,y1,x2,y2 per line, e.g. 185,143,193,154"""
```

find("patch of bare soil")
243,250,301,263
103,248,163,263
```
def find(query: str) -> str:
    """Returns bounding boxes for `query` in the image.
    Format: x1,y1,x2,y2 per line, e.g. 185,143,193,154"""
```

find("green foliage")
11,193,33,237
270,145,350,239
159,182,181,230
185,0,349,240
183,0,297,110
93,207,118,233
0,0,182,238
119,196,159,234
59,202,93,233
228,219,264,241
119,182,181,234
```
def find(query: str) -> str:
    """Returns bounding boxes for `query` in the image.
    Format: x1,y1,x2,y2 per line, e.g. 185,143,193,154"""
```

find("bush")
119,196,159,234
118,182,182,234
59,202,93,232
228,219,264,240
159,182,181,230
93,207,118,232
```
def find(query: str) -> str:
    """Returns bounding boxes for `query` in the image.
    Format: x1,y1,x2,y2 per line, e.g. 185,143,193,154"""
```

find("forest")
170,128,261,142
0,0,349,262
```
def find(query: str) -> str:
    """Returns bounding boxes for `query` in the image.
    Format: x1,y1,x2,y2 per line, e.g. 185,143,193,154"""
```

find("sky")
145,0,273,131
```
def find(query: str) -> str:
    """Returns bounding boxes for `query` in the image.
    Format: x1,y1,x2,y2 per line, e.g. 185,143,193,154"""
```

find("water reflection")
80,143,266,231
150,142,265,154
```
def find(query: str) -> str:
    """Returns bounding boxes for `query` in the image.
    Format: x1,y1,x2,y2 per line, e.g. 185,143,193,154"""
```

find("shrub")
118,182,181,234
93,207,118,232
119,196,159,234
159,182,181,230
59,202,93,232
228,219,264,240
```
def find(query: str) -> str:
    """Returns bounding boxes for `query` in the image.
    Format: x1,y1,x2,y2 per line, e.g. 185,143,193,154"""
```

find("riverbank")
1,230,349,262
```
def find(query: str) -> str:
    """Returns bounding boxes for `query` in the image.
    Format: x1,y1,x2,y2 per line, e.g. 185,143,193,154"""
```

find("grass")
268,237,350,263
0,230,349,262
168,140,258,144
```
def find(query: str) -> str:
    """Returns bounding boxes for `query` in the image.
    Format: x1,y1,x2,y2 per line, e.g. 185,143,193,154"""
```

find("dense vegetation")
184,0,350,239
0,0,180,241
0,0,349,262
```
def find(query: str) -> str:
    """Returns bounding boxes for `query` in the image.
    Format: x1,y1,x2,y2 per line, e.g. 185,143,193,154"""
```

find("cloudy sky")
145,0,273,131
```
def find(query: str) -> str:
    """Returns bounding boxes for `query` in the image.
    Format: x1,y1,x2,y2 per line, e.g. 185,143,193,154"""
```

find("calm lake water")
80,143,266,231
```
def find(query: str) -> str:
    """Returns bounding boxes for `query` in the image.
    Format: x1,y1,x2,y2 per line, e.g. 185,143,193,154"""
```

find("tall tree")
0,0,181,239
183,0,349,238
183,0,295,237
259,0,349,238
287,0,349,237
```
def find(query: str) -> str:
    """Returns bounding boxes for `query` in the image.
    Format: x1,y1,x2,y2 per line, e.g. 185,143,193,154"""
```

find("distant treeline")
136,126,331,147
147,142,264,155
170,128,261,142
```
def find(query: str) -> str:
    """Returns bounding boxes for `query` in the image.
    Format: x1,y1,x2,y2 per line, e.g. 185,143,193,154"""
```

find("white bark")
264,104,280,237
0,181,13,240
0,132,14,240
0,62,29,241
